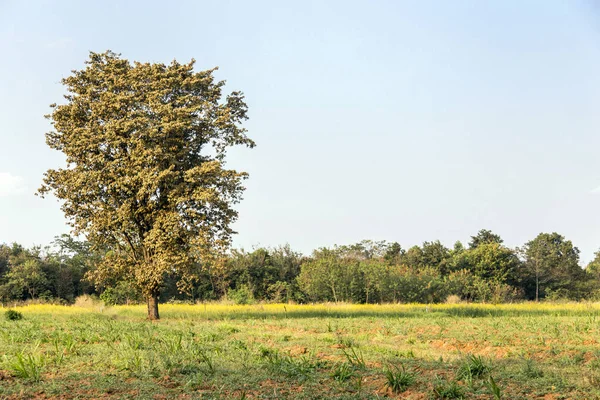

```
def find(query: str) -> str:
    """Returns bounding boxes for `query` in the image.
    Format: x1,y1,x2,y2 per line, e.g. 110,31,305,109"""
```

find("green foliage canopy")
39,51,254,318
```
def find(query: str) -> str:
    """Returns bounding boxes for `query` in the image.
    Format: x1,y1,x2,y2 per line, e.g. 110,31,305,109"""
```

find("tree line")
2,229,600,305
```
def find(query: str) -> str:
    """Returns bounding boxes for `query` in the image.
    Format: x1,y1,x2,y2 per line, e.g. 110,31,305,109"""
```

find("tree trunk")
330,284,338,303
147,294,160,320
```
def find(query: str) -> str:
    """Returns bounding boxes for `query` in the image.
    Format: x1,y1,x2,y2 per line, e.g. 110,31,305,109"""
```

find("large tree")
39,51,254,319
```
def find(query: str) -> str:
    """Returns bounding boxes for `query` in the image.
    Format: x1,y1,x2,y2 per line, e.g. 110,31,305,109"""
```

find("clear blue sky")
1,0,600,262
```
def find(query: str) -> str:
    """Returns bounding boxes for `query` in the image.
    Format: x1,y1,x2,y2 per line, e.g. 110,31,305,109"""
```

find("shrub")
227,285,254,305
100,281,142,305
5,309,23,321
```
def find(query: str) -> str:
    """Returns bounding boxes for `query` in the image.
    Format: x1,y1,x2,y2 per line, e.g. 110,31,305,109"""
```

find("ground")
1,302,600,399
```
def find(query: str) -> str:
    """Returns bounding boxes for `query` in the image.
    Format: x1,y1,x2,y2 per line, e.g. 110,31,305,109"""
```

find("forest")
2,229,599,306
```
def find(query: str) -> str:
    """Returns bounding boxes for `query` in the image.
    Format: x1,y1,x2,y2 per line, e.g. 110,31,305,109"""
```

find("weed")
384,364,415,393
194,348,216,376
51,338,64,365
332,362,355,382
161,333,183,353
521,358,544,378
263,350,318,381
433,378,465,399
487,375,502,399
342,346,366,369
456,354,490,381
8,353,44,382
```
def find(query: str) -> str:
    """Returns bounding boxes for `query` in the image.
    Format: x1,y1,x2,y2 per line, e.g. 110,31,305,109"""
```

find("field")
1,303,600,399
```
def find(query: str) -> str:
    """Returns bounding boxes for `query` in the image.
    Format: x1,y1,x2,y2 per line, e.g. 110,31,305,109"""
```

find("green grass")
1,302,600,398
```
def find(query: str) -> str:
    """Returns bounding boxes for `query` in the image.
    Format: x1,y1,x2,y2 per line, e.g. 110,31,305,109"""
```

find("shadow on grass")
149,305,600,321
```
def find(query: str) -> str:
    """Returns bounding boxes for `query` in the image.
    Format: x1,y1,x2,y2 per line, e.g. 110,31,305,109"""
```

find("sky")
1,0,600,262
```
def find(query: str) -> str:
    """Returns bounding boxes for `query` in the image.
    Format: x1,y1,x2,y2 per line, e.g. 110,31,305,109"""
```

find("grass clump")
262,349,320,381
384,364,415,393
521,358,544,378
456,354,490,380
486,375,502,399
433,378,465,399
331,362,355,382
8,353,44,382
341,345,366,369
5,309,23,321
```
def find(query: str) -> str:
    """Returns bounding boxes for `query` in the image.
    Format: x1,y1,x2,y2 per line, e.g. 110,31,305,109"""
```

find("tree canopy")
39,51,254,319
522,232,582,301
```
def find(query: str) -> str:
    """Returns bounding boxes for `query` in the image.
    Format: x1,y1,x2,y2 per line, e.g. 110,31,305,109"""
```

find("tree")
461,243,521,285
402,245,425,269
383,242,404,265
3,258,48,300
0,244,10,278
39,51,254,319
297,249,364,303
421,240,451,274
227,248,279,300
586,249,600,279
335,240,390,261
522,233,583,301
469,229,503,249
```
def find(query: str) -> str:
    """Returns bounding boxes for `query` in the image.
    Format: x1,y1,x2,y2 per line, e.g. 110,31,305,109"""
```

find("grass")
1,302,600,398
383,364,415,393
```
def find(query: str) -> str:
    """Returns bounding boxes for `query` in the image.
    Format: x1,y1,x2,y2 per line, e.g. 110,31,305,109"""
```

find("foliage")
227,284,255,305
99,281,142,306
469,229,503,249
1,228,598,305
521,232,583,301
38,51,254,319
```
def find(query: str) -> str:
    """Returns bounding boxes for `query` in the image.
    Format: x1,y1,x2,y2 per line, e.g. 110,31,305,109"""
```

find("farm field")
1,303,600,399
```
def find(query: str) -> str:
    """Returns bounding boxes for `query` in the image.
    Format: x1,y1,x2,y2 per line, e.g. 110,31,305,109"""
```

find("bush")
227,285,254,305
100,281,142,305
5,309,23,321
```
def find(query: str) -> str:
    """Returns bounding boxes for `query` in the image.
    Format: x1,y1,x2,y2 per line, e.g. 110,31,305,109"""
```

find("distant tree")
336,240,389,260
297,249,363,302
39,51,254,319
421,241,451,274
402,245,425,269
3,258,48,300
462,243,521,284
0,244,10,277
398,242,451,273
586,249,600,279
383,242,404,265
227,248,277,300
469,229,503,249
522,233,583,301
